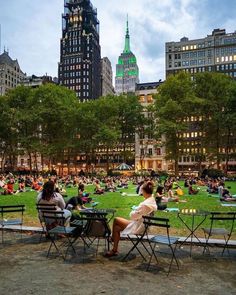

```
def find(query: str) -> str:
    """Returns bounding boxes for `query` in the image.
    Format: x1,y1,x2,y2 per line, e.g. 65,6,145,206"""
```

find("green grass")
0,181,236,235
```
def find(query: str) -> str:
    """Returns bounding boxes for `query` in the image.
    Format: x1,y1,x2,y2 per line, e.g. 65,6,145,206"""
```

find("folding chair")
202,211,236,256
0,205,25,243
123,212,155,261
143,216,180,275
122,228,151,261
81,215,111,256
36,203,57,242
42,210,77,260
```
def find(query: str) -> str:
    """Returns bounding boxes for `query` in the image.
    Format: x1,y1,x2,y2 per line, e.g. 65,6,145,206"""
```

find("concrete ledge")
120,234,236,248
1,226,236,248
0,225,43,233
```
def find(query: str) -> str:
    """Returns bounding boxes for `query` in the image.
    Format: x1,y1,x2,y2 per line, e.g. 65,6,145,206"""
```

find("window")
148,148,153,156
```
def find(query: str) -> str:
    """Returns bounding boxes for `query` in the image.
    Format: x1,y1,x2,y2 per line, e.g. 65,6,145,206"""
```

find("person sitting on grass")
66,183,92,211
220,186,236,202
1,178,16,195
94,179,104,194
188,184,199,195
105,181,157,257
163,183,179,202
155,185,167,210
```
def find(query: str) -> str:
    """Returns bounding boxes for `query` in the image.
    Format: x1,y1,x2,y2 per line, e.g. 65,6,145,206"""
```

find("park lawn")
0,181,236,236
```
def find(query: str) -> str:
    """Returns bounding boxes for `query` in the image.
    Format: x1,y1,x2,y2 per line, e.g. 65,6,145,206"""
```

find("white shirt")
122,196,157,235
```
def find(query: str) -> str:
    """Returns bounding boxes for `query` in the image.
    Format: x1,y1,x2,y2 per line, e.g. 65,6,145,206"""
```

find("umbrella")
115,163,132,170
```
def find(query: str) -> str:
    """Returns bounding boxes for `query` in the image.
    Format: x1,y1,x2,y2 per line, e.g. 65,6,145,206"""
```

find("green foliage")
201,168,225,179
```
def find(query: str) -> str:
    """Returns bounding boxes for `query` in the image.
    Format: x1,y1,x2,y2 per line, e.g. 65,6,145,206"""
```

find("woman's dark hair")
78,183,85,192
42,181,55,201
156,185,164,194
142,181,153,195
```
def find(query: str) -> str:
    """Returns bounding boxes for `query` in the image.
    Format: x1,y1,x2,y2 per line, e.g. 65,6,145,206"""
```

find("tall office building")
58,0,101,100
115,18,139,94
166,29,236,79
0,50,25,96
101,57,114,96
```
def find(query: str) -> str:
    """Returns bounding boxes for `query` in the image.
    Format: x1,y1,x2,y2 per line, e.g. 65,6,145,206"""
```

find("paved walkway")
0,232,235,295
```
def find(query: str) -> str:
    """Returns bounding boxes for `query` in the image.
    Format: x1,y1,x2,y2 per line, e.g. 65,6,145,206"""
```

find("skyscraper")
101,57,114,96
115,17,139,94
58,0,101,100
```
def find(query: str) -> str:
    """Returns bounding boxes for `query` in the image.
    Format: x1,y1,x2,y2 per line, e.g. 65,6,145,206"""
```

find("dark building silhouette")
58,0,101,100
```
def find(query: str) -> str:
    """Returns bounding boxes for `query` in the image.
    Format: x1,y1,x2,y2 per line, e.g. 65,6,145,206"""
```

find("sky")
0,0,236,83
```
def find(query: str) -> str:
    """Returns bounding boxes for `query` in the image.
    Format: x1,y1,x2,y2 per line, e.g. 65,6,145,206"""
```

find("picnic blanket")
164,208,180,212
221,203,236,207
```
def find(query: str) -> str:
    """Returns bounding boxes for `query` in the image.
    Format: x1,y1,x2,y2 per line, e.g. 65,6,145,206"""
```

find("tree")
94,96,120,172
154,72,201,175
116,94,144,163
195,72,236,172
32,84,78,171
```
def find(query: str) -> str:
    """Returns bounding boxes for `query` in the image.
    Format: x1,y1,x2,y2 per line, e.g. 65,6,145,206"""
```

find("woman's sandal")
104,249,119,258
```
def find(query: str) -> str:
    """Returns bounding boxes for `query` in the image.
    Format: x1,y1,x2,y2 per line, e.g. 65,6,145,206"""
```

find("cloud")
0,0,235,83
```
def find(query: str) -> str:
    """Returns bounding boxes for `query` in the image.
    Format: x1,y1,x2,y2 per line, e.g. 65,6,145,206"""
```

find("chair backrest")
209,211,236,236
143,215,172,241
41,210,65,231
36,203,57,223
0,205,25,221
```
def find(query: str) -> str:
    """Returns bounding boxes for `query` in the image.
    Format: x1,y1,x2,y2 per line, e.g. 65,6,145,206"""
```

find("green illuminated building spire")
123,15,131,53
115,16,139,94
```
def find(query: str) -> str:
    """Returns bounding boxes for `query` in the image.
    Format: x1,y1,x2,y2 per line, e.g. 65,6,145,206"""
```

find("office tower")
115,18,139,94
58,0,101,100
166,29,236,79
0,50,25,96
101,57,114,96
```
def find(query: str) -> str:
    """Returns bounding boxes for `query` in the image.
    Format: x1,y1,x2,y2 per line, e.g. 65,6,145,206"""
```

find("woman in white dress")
105,181,157,257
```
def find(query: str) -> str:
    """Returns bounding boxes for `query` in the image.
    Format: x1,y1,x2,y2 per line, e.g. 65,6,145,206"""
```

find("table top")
178,209,209,216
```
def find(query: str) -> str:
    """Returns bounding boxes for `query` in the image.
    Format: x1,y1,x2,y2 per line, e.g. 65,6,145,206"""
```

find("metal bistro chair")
0,205,25,243
143,216,180,275
42,210,78,260
36,203,57,242
123,212,155,262
80,212,112,256
202,211,236,256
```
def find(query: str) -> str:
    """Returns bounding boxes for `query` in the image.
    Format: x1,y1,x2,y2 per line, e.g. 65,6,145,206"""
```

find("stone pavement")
0,232,235,295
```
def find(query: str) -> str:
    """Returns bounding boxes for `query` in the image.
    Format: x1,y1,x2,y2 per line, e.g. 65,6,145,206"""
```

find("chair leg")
146,243,157,271
222,235,230,256
168,244,179,276
123,237,147,261
64,236,77,260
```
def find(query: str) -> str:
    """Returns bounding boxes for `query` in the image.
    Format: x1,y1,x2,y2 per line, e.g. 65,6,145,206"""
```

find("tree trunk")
34,152,38,172
216,121,220,169
106,146,109,174
224,127,231,176
174,158,179,176
28,152,32,173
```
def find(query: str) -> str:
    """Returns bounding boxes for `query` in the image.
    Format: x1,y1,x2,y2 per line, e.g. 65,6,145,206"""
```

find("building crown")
123,15,131,53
